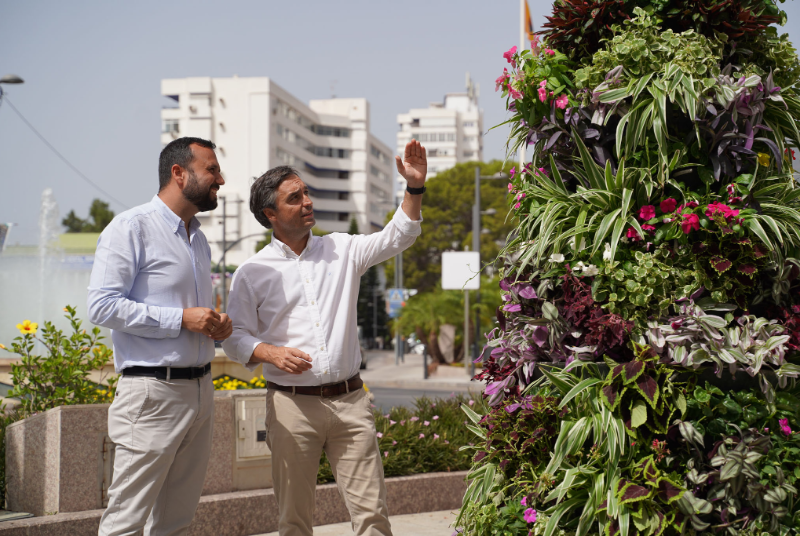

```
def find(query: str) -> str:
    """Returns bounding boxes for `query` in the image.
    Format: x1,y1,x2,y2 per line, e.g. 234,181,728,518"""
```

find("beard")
182,170,218,212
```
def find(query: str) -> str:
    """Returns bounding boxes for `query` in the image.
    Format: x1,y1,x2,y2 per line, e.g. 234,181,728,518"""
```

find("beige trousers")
266,387,392,536
98,374,214,536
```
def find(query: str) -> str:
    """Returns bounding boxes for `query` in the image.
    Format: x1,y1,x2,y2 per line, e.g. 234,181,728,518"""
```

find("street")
368,386,471,411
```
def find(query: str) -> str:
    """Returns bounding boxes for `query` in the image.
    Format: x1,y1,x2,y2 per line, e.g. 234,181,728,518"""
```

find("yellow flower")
0,343,5,350
63,308,68,312
758,153,770,167
16,320,38,335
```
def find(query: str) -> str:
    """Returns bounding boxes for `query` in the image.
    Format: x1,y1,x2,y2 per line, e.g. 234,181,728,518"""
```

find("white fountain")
0,189,103,348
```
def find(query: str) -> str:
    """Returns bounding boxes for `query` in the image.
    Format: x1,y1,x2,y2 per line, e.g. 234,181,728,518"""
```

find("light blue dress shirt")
87,195,214,371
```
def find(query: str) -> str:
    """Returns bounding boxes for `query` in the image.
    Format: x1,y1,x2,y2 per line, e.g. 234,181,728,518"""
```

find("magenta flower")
521,497,527,506
514,202,521,210
706,202,739,220
660,198,677,213
538,87,547,102
495,68,509,92
524,508,537,523
503,46,518,64
639,205,656,220
681,213,700,234
780,418,793,436
508,182,514,191
555,94,569,109
510,87,523,100
642,224,656,233
544,48,555,56
626,227,642,242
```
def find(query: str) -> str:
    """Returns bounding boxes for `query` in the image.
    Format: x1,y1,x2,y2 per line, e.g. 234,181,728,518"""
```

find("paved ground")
369,386,471,411
360,350,482,393
254,509,457,536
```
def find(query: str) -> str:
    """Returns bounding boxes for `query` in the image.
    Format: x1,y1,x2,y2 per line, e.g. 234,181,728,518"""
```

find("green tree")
255,226,329,252
348,215,389,347
61,198,115,233
347,216,359,235
384,161,514,293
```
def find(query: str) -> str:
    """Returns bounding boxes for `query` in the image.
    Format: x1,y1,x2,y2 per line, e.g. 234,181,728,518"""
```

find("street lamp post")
471,167,508,378
0,74,25,106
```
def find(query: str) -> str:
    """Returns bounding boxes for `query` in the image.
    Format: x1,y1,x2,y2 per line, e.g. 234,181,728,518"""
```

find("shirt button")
311,301,315,305
316,323,320,327
306,279,310,283
320,346,324,350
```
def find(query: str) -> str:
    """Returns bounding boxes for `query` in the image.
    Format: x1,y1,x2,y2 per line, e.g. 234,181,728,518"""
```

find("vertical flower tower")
458,1,800,535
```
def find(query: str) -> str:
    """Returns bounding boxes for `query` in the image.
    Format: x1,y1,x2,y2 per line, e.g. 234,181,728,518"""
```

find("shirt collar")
151,195,201,235
270,231,317,258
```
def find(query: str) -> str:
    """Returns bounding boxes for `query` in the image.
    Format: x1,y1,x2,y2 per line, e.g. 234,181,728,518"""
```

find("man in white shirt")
222,140,427,536
89,137,232,535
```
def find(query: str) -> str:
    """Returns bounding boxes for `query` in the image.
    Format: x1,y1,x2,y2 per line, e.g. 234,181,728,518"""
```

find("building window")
276,147,302,166
464,151,475,158
162,119,180,134
447,133,455,141
463,122,475,128
314,125,350,137
308,187,349,200
276,100,315,131
315,147,350,159
370,183,390,201
370,165,389,182
370,145,390,164
419,133,428,142
411,133,419,140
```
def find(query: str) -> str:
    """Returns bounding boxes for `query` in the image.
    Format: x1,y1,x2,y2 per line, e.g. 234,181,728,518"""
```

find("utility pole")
217,196,243,312
394,247,403,364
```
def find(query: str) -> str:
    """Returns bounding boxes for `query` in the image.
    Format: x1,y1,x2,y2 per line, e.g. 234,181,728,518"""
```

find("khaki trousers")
98,374,214,536
266,387,392,536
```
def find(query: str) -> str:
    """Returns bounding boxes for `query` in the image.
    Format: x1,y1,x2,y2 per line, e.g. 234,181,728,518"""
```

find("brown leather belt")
267,374,363,397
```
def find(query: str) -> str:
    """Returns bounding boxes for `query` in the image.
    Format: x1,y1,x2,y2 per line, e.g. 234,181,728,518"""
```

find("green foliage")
316,394,478,484
574,9,724,91
357,265,389,345
740,26,800,89
61,199,115,233
254,226,329,252
347,216,359,235
383,161,514,293
592,249,700,329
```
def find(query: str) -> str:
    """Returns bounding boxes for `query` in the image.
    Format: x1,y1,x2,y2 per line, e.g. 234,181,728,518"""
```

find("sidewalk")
255,509,457,536
359,350,482,392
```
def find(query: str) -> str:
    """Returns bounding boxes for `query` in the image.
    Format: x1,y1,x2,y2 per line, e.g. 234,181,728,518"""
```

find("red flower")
659,198,677,213
641,224,656,233
681,213,700,234
639,205,656,220
626,227,642,241
706,202,739,220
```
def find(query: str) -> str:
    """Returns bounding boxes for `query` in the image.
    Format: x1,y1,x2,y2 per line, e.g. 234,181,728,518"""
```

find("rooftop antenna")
330,79,338,98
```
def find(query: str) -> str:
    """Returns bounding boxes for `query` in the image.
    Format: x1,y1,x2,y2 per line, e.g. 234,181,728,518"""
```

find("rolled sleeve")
222,270,261,371
87,217,184,339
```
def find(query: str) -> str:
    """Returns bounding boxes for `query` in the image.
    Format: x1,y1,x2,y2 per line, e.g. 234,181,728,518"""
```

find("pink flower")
509,167,516,178
444,440,449,444
434,434,440,439
514,202,521,210
516,192,526,201
495,68,509,92
410,416,419,422
376,432,383,438
681,213,700,234
384,451,389,458
639,205,656,220
433,415,439,420
538,87,547,102
677,201,698,214
384,414,390,418
642,224,656,233
524,508,538,523
468,400,475,406
555,94,569,109
544,48,555,56
392,440,397,445
660,198,677,213
521,497,527,506
510,87,523,100
419,433,425,439
539,80,547,88
780,418,793,436
424,421,430,426
531,35,541,55
537,167,548,176
706,202,739,220
626,227,642,242
503,46,517,65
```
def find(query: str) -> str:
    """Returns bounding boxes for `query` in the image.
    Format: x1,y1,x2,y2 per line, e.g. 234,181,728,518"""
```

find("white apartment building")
395,75,483,197
160,76,395,266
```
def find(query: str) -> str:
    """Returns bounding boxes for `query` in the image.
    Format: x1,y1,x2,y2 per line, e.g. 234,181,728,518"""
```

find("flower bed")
458,1,800,534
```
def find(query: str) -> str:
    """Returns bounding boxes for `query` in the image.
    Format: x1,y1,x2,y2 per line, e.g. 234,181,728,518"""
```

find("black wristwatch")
406,185,426,195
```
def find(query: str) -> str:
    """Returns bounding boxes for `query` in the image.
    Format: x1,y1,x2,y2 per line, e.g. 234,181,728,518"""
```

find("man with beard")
88,137,232,536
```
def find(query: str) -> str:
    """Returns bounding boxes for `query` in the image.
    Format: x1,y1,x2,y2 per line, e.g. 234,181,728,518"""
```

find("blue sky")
2,0,800,245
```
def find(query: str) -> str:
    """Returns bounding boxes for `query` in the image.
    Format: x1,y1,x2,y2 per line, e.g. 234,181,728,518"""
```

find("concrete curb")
364,378,483,391
0,471,468,536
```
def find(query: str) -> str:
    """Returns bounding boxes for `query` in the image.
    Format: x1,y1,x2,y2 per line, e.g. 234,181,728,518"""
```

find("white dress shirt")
222,208,421,386
87,195,214,371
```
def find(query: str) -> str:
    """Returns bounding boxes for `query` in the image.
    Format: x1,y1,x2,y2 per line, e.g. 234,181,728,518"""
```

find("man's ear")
263,207,277,224
171,164,187,189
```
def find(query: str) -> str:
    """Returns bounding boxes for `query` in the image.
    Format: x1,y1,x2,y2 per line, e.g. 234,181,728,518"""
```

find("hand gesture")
254,343,313,375
395,140,427,188
182,307,221,337
210,313,233,341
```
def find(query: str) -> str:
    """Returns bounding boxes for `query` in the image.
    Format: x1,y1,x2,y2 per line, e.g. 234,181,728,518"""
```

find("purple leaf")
503,303,522,312
637,375,659,406
657,478,684,503
517,284,538,300
532,325,549,347
619,482,651,504
623,361,644,383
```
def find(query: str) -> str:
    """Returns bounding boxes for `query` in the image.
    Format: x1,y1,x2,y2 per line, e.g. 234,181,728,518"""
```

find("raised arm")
395,139,427,221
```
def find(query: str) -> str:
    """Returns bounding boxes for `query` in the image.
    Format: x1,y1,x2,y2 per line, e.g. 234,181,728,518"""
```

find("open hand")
395,140,427,188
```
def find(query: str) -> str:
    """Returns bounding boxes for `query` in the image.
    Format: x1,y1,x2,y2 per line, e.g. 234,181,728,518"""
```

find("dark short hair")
250,166,300,229
158,137,216,191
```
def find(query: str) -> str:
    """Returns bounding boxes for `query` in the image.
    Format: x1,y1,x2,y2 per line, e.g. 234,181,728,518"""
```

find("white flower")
603,243,612,261
568,236,576,248
582,264,599,276
549,253,565,263
574,261,586,271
